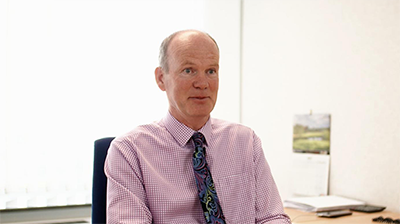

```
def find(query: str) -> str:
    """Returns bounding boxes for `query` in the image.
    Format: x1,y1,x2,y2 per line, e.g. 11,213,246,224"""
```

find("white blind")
1,0,206,209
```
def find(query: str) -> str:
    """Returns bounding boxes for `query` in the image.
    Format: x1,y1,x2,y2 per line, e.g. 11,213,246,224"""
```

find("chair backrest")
92,137,115,224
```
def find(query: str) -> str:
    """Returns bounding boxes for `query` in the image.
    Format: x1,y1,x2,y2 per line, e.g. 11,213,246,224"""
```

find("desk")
285,208,400,223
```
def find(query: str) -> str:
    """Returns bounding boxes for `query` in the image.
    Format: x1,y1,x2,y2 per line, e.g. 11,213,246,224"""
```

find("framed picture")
293,114,331,154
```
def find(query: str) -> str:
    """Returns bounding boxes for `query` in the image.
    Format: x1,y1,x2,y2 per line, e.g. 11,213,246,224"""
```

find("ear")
155,67,166,91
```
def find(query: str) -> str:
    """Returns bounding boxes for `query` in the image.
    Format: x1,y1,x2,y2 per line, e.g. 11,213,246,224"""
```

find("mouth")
189,96,210,100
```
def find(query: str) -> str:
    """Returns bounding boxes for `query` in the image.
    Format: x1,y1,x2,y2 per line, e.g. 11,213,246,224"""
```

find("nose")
193,72,209,89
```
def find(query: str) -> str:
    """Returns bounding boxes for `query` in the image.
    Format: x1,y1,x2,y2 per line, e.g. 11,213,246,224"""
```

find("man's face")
156,31,219,129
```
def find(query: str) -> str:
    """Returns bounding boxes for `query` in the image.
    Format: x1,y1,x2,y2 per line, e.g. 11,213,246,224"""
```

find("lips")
190,96,210,100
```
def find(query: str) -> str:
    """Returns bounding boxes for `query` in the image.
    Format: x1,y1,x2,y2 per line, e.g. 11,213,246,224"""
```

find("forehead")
168,31,219,64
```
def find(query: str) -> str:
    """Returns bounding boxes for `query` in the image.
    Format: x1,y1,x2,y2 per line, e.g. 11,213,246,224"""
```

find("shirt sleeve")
253,133,292,224
104,138,153,224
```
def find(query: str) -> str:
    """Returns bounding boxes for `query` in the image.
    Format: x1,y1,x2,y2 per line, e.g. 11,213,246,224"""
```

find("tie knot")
192,132,206,156
192,132,205,146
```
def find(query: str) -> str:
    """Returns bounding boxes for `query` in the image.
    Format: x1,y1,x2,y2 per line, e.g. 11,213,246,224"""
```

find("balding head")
158,30,219,73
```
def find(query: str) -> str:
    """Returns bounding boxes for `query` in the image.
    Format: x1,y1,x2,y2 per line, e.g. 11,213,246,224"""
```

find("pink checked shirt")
105,112,291,224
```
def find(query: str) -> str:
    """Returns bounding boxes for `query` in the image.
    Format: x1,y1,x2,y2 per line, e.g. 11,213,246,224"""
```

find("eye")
207,69,217,75
183,68,193,74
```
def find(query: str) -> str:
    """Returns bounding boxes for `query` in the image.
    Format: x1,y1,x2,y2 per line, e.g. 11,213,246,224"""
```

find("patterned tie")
192,132,226,224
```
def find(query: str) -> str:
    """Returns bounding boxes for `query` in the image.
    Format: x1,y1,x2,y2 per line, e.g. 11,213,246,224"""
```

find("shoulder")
211,118,257,139
112,120,166,150
211,118,253,132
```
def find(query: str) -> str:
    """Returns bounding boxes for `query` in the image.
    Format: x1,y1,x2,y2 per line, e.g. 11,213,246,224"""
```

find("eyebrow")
180,61,195,67
179,61,219,68
209,63,219,68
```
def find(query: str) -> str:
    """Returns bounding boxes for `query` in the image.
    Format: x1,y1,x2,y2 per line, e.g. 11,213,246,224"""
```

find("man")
105,30,291,223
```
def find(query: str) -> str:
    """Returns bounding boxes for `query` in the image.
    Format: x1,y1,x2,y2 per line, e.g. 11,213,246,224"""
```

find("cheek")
211,79,219,92
170,81,190,99
174,80,192,92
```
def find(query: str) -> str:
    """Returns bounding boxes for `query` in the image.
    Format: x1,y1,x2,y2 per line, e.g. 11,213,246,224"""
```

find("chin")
190,110,213,118
186,104,215,118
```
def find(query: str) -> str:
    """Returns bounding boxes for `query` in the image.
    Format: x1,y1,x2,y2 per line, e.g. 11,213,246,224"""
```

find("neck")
183,117,209,131
169,111,209,131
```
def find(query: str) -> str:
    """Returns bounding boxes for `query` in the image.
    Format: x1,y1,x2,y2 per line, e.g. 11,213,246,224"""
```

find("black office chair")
92,137,115,224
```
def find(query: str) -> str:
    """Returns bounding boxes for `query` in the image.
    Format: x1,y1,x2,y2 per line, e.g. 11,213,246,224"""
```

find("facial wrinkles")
176,50,219,70
172,37,218,64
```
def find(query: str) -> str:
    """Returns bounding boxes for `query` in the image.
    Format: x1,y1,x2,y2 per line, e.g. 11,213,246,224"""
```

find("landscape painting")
293,114,331,154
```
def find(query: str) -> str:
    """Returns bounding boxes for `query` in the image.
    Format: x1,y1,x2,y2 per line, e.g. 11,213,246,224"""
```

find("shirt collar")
163,112,212,147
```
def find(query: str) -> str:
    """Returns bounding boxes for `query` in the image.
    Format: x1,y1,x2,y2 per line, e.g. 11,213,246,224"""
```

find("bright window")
1,0,207,209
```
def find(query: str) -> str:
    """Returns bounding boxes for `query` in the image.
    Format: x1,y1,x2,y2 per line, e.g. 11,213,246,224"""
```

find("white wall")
205,0,242,123
242,0,400,212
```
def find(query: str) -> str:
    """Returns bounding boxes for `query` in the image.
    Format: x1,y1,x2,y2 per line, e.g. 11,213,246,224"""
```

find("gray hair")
158,30,219,73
